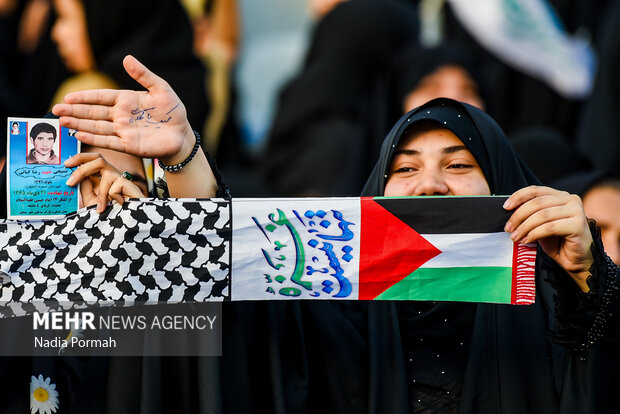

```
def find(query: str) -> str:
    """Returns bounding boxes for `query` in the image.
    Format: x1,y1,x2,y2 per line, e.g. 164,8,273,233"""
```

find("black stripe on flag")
373,196,511,234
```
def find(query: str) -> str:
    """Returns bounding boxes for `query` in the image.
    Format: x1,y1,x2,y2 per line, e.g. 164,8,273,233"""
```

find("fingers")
61,127,123,152
58,117,116,137
65,153,120,186
86,174,141,213
505,190,571,231
123,55,167,92
56,89,120,107
508,203,579,244
97,171,117,213
64,152,101,169
79,178,97,208
53,103,113,120
503,185,565,211
65,154,122,212
504,185,585,244
109,177,145,206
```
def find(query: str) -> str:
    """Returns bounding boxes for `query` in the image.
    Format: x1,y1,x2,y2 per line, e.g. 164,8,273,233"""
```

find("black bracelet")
157,130,201,172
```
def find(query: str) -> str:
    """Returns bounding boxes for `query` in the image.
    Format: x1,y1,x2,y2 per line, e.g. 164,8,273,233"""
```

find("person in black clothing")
52,44,620,412
360,97,619,413
50,0,209,131
261,0,418,197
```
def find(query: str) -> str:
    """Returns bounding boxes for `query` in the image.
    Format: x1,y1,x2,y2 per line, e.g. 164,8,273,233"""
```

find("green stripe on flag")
376,266,512,303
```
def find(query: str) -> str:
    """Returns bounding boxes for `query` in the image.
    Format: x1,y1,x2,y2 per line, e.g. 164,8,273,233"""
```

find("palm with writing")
52,55,195,164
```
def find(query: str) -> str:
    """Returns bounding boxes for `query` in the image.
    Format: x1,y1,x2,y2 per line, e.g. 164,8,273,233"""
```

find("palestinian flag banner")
232,196,536,305
0,197,536,317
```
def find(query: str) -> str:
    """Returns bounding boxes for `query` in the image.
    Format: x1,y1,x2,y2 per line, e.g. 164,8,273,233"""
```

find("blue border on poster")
7,118,79,218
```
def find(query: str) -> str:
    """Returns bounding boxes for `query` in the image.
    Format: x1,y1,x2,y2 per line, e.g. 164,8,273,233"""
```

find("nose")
412,169,449,196
51,22,60,45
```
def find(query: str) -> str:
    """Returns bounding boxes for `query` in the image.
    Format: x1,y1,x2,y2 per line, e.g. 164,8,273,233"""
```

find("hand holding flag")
504,185,594,292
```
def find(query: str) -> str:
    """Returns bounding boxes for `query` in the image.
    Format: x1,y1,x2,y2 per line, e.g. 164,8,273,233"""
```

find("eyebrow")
393,145,470,156
443,145,469,154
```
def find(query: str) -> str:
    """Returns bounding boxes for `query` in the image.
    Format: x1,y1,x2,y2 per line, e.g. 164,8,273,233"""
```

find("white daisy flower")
30,375,59,414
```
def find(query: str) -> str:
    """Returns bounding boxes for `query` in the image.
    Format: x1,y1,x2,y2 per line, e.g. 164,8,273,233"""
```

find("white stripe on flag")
421,232,513,268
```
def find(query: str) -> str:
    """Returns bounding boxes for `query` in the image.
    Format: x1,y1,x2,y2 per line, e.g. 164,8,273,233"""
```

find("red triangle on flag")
359,198,442,300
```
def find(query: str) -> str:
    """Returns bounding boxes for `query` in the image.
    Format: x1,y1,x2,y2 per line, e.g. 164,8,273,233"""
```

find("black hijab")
262,0,418,196
268,0,418,137
510,126,591,186
576,1,620,171
385,43,486,128
362,97,540,197
81,0,209,129
553,169,620,197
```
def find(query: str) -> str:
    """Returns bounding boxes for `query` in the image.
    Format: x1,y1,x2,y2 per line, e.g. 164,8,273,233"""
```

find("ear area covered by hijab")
361,98,540,196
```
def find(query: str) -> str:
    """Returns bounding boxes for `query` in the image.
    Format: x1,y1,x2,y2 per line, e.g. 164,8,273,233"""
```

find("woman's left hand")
504,185,594,292
51,55,194,164
65,152,143,213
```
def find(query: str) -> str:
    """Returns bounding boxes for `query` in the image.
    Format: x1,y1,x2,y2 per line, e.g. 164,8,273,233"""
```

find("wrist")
159,127,196,166
568,270,592,293
566,254,595,293
158,129,201,172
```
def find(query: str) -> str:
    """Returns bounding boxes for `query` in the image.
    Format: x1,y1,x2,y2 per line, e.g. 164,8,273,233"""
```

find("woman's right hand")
65,152,144,213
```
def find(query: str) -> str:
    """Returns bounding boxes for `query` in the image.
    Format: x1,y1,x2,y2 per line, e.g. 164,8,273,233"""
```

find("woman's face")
51,0,95,73
402,65,485,113
384,125,490,197
583,185,620,265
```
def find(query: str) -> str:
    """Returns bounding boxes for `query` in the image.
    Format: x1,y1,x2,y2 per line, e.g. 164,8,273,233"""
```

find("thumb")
122,55,167,92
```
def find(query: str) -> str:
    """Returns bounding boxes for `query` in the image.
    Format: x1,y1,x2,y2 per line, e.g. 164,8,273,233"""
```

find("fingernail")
503,199,512,209
510,231,519,241
504,222,513,232
66,177,75,186
97,203,103,213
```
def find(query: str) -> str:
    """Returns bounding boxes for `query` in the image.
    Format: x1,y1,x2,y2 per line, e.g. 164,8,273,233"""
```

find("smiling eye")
447,163,473,169
392,166,418,174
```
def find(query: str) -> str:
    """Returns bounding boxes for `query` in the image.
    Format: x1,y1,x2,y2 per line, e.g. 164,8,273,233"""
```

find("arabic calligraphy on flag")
231,198,361,300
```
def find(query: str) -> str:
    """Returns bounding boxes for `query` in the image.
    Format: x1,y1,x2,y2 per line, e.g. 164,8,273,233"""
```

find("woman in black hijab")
47,58,620,411
575,1,620,171
383,42,486,131
361,97,620,413
554,169,620,266
261,0,418,197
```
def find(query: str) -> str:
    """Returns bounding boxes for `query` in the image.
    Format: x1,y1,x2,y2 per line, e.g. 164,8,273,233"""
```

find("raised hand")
65,152,144,213
52,55,195,164
504,185,594,291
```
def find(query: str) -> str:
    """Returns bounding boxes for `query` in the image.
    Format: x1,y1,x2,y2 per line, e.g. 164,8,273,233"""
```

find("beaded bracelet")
578,255,620,359
157,130,201,172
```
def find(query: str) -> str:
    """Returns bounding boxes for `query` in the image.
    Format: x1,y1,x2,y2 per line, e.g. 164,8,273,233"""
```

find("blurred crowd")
3,0,617,258
1,1,620,412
